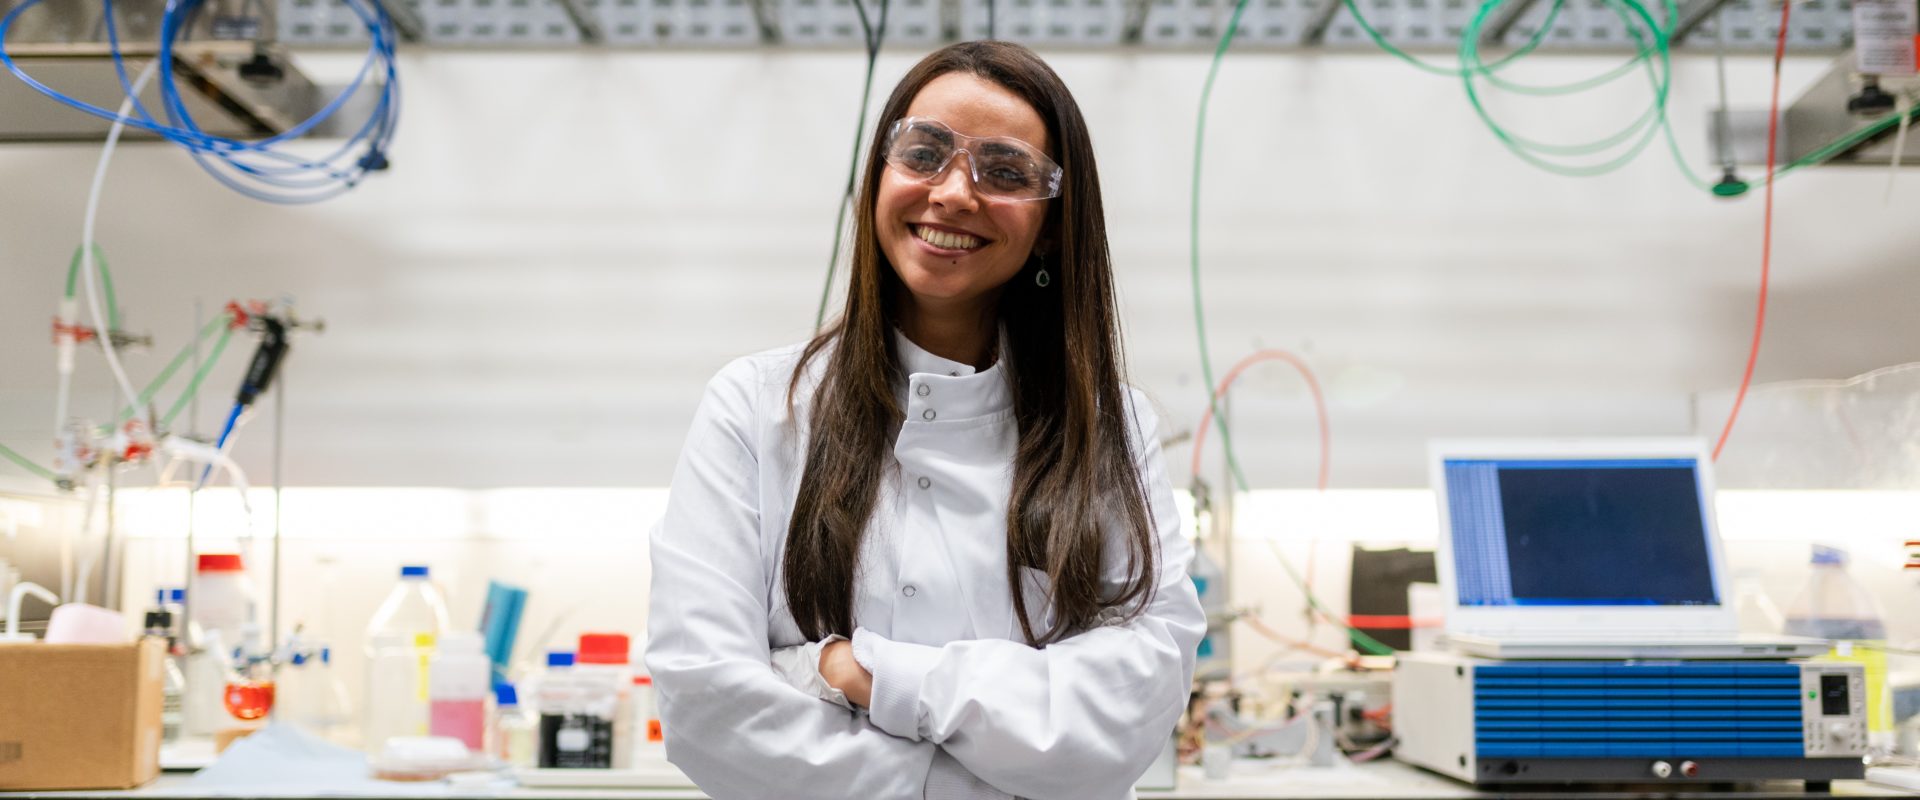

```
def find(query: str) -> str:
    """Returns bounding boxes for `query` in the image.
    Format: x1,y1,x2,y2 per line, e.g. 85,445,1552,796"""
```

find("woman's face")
876,72,1051,314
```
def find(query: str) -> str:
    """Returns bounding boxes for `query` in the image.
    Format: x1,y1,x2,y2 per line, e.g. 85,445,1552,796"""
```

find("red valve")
51,318,98,344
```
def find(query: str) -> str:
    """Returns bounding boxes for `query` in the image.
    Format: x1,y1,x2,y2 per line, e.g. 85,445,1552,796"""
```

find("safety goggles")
882,117,1063,202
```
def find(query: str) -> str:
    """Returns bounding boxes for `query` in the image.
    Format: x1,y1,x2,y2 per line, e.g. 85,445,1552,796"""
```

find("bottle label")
1853,0,1919,76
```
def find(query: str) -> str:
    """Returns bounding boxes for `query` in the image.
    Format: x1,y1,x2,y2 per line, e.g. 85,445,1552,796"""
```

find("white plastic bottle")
191,553,255,650
492,684,537,768
629,675,665,764
429,632,491,752
575,633,634,768
182,628,231,737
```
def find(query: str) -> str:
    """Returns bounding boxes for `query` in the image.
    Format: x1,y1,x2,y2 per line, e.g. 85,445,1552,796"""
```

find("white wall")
4,49,1918,490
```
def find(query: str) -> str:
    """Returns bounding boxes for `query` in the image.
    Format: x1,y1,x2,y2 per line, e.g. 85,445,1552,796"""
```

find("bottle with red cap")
191,553,255,653
575,633,633,769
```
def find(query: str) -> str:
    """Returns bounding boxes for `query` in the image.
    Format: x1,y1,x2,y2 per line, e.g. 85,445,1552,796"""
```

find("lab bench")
3,761,1916,799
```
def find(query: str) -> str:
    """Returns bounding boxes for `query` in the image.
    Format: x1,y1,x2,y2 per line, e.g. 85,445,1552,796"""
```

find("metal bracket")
1121,0,1151,43
1669,0,1735,45
1302,0,1343,45
1478,0,1539,45
368,0,426,41
749,0,780,42
554,0,604,42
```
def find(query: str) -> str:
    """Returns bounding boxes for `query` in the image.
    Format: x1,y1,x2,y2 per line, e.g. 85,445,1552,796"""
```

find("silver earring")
1034,254,1051,288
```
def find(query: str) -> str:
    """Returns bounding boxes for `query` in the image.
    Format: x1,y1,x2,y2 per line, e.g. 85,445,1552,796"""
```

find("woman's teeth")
914,225,984,251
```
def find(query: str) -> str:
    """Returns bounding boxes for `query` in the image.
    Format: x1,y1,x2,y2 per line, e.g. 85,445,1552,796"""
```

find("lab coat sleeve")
646,356,939,800
850,393,1206,800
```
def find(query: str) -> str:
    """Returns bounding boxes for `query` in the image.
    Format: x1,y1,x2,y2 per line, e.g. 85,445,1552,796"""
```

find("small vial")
492,684,537,768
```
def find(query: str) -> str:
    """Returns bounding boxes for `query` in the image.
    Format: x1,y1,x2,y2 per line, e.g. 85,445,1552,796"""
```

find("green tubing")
0,441,57,482
64,243,122,330
1457,0,1679,178
113,313,235,427
1192,0,1256,497
160,327,234,430
1192,0,1393,658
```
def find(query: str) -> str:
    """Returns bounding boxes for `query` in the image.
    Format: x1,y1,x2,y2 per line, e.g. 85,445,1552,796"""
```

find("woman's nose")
927,152,981,211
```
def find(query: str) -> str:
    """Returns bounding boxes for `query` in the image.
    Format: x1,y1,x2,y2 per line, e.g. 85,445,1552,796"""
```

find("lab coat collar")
892,327,1013,422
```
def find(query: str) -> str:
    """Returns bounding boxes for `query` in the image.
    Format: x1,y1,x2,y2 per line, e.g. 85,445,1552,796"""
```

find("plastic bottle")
364,634,428,753
182,628,231,737
363,565,450,752
1785,544,1894,747
143,592,186,743
191,554,255,649
576,633,633,768
629,675,664,764
365,565,452,645
492,684,537,768
279,647,355,745
157,656,188,743
429,632,490,752
536,651,583,768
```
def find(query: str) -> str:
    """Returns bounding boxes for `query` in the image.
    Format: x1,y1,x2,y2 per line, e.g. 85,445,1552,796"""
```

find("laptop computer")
1430,438,1828,660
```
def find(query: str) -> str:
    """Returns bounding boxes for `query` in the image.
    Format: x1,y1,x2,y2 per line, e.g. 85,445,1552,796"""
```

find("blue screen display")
1446,459,1719,608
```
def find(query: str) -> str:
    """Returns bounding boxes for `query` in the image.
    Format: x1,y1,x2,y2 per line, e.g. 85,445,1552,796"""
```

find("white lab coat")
645,332,1205,800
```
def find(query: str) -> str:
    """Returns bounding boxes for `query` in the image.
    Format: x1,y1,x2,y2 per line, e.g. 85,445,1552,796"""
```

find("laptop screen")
1443,457,1720,608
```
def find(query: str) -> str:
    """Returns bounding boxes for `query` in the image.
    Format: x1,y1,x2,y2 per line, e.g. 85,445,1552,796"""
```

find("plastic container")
576,633,633,768
629,675,664,764
182,628,232,737
363,566,450,753
541,656,576,767
428,632,490,752
492,684,537,768
142,593,185,743
365,566,452,647
279,647,355,745
1785,546,1890,640
364,633,431,754
1785,544,1894,746
191,554,255,650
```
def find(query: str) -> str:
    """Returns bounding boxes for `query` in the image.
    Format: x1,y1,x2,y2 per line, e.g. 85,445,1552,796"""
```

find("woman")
646,41,1205,799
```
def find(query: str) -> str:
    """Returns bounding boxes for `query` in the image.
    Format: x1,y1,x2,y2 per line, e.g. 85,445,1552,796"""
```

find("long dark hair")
783,41,1156,646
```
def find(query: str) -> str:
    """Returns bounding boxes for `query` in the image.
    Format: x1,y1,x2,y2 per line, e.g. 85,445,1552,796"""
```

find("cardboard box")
0,638,164,790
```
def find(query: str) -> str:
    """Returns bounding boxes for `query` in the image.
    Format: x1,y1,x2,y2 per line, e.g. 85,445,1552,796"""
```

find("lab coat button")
923,409,936,421
902,585,917,598
916,384,930,397
917,476,931,490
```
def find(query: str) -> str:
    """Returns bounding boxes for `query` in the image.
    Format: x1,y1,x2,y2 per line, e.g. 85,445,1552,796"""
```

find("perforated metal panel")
1474,662,1807,760
780,0,943,46
959,0,1127,45
274,0,1863,48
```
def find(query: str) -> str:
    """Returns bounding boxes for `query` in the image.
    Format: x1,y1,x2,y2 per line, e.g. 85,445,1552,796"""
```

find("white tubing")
1887,91,1913,205
78,60,161,433
3,582,59,640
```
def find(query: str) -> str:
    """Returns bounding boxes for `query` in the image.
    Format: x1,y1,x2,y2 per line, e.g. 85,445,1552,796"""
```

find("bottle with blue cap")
1786,544,1893,748
493,682,537,768
363,565,451,753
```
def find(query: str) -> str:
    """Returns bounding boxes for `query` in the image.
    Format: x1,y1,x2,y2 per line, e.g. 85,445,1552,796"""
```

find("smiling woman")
645,41,1205,800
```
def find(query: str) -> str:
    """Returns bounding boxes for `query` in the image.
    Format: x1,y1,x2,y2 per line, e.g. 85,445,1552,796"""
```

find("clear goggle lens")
883,117,1062,202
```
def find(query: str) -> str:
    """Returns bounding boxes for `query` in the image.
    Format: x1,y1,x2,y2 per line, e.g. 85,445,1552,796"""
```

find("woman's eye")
986,166,1032,188
904,147,943,169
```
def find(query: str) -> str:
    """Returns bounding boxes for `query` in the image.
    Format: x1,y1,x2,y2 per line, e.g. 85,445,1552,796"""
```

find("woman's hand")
819,639,874,708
